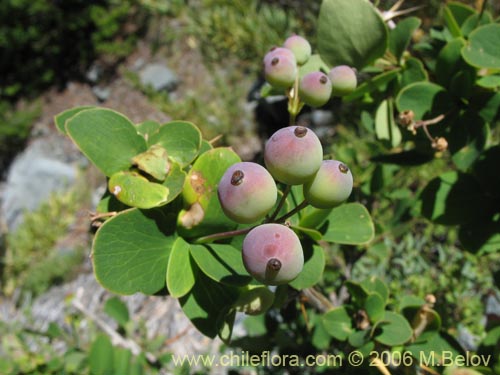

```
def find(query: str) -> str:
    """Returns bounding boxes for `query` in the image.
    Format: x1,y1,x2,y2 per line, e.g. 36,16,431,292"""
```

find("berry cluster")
263,35,358,108
217,125,353,285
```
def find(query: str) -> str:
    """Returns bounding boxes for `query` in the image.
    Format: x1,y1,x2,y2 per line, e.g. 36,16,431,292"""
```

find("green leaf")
166,237,196,298
323,203,375,245
322,306,353,341
217,308,236,343
373,311,413,346
345,280,369,304
459,214,500,254
108,171,170,209
389,17,421,62
449,112,489,171
447,2,476,27
66,108,147,176
461,11,493,37
54,106,94,134
344,69,400,102
317,0,388,69
298,54,330,78
291,225,322,241
361,277,389,304
180,271,239,338
289,244,325,290
396,82,454,121
93,208,175,295
89,334,114,375
375,99,402,148
462,24,500,69
435,38,468,89
162,161,187,204
132,144,170,181
365,293,385,323
420,171,490,225
149,121,202,167
190,244,252,286
299,207,333,229
113,348,132,375
178,148,240,238
477,74,500,89
399,57,428,88
104,297,130,327
406,332,464,364
135,120,160,138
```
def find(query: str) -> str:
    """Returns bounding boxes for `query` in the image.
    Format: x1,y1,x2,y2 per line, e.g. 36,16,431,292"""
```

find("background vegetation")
1,0,499,374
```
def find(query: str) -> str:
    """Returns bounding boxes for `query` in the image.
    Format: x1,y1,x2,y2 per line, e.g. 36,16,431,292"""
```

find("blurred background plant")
1,0,499,373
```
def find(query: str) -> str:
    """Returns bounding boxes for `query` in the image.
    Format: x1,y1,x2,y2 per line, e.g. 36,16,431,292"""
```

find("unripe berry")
328,65,357,96
299,72,332,107
283,35,312,65
263,47,295,65
218,162,277,224
264,126,323,185
242,224,303,285
263,48,298,89
303,160,353,208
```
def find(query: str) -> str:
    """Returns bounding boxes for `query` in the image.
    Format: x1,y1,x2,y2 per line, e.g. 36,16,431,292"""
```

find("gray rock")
139,63,179,92
86,63,102,83
457,324,479,352
92,85,111,102
1,139,77,231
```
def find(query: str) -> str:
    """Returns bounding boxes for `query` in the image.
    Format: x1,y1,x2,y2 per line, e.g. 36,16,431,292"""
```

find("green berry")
283,35,312,65
218,162,277,224
263,48,298,89
303,160,353,208
328,65,357,96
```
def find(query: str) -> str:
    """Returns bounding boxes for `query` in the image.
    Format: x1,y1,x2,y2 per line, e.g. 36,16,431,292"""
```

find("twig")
275,200,308,223
267,185,291,222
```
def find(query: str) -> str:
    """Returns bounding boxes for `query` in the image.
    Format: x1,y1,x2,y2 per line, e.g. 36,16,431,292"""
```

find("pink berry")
242,224,303,285
299,71,332,107
218,162,277,224
264,126,323,185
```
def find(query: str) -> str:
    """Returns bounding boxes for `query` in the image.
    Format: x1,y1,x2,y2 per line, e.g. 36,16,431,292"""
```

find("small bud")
425,294,436,306
432,137,448,152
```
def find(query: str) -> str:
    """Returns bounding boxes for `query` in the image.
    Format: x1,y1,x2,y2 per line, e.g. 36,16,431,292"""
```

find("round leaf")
323,203,374,245
149,121,202,167
318,0,388,69
93,208,175,295
54,106,94,134
66,108,147,176
322,306,353,341
462,24,500,69
396,82,454,120
373,311,413,346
